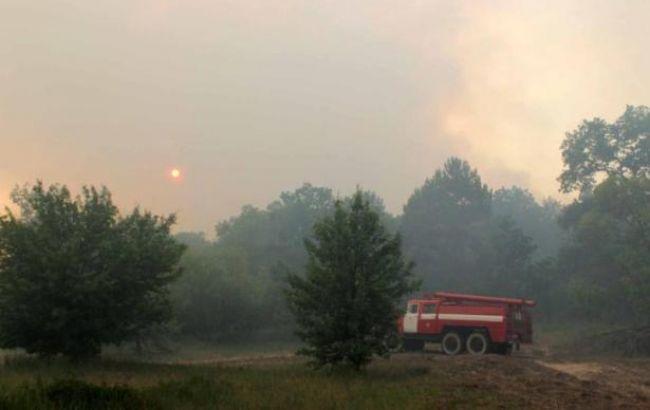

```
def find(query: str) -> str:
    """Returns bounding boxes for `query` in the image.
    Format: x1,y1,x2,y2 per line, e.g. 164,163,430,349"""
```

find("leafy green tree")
171,184,338,341
0,182,184,359
172,233,264,340
559,176,650,323
493,186,565,258
401,157,492,290
400,158,550,308
557,106,650,325
216,183,336,275
478,217,537,296
286,191,418,370
559,105,650,194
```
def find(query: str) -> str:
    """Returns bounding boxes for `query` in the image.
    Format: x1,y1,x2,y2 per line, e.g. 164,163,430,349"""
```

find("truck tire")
403,338,425,351
441,332,463,356
466,332,489,355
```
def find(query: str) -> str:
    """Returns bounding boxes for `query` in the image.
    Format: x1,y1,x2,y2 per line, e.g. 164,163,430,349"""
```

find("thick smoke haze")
1,0,649,232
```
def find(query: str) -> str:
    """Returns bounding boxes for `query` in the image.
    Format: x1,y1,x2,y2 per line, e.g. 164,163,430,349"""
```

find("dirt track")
419,353,650,409
537,358,650,406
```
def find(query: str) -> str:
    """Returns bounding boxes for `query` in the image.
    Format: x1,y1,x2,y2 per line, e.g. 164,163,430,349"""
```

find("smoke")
438,0,650,197
1,1,649,231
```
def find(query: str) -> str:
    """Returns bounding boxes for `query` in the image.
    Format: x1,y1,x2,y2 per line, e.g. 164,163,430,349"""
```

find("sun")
170,168,181,179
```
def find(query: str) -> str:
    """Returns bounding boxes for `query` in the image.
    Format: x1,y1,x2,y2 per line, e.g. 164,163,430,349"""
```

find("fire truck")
396,292,535,355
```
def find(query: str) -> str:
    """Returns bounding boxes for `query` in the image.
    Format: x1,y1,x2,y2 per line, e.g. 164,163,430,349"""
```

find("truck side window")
423,304,437,314
408,304,418,314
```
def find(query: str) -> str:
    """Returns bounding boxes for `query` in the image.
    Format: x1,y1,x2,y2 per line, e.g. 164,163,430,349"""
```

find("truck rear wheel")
466,332,489,355
441,332,463,356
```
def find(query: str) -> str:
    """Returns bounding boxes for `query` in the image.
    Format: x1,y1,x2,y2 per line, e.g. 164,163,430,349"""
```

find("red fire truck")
396,292,535,355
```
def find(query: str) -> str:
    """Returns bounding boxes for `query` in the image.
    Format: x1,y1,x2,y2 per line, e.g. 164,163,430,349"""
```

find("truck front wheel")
441,332,464,356
466,332,489,355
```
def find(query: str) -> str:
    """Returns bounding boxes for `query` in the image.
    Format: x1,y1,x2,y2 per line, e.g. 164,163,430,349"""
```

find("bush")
0,182,185,359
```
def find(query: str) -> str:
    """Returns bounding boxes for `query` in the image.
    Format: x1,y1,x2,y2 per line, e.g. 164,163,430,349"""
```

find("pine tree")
286,190,418,370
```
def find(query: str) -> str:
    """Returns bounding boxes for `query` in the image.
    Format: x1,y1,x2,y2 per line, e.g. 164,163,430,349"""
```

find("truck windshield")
407,304,418,314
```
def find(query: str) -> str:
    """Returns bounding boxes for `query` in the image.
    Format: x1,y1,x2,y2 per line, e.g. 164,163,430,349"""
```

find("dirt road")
537,357,650,406
432,353,650,408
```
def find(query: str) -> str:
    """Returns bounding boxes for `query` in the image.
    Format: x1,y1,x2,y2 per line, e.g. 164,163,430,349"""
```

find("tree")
211,183,336,336
172,233,264,341
216,183,335,275
173,184,400,342
286,191,418,370
399,158,550,309
558,175,650,323
0,182,184,359
557,106,650,325
559,105,650,194
171,184,337,342
478,218,537,295
342,189,399,232
401,157,492,290
492,186,565,258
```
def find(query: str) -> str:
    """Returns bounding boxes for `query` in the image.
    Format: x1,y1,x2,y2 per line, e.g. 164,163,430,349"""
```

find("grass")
101,338,299,363
534,321,647,357
0,327,612,409
0,350,510,410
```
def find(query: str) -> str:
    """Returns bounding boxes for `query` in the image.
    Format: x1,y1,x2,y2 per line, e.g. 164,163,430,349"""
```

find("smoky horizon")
2,1,649,234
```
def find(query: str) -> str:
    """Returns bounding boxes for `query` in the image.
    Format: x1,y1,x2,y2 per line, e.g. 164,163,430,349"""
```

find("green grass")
534,321,637,357
100,339,299,363
0,353,508,409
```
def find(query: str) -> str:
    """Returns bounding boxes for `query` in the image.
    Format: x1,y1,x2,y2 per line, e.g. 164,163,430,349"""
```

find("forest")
168,105,649,345
1,105,648,358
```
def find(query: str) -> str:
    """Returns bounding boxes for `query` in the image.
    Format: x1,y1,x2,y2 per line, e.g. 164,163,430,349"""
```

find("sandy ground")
538,358,650,403
396,350,650,409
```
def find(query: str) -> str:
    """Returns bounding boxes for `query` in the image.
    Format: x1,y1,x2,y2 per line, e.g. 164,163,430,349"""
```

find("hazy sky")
1,0,649,233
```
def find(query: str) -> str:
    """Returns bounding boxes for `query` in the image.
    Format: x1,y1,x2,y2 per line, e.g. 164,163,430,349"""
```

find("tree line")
172,158,569,342
0,105,647,360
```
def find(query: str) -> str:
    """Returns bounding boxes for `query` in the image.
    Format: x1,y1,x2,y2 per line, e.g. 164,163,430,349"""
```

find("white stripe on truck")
437,313,503,322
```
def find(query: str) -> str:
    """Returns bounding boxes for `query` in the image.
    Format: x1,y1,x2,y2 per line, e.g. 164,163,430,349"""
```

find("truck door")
418,302,438,334
403,302,419,333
